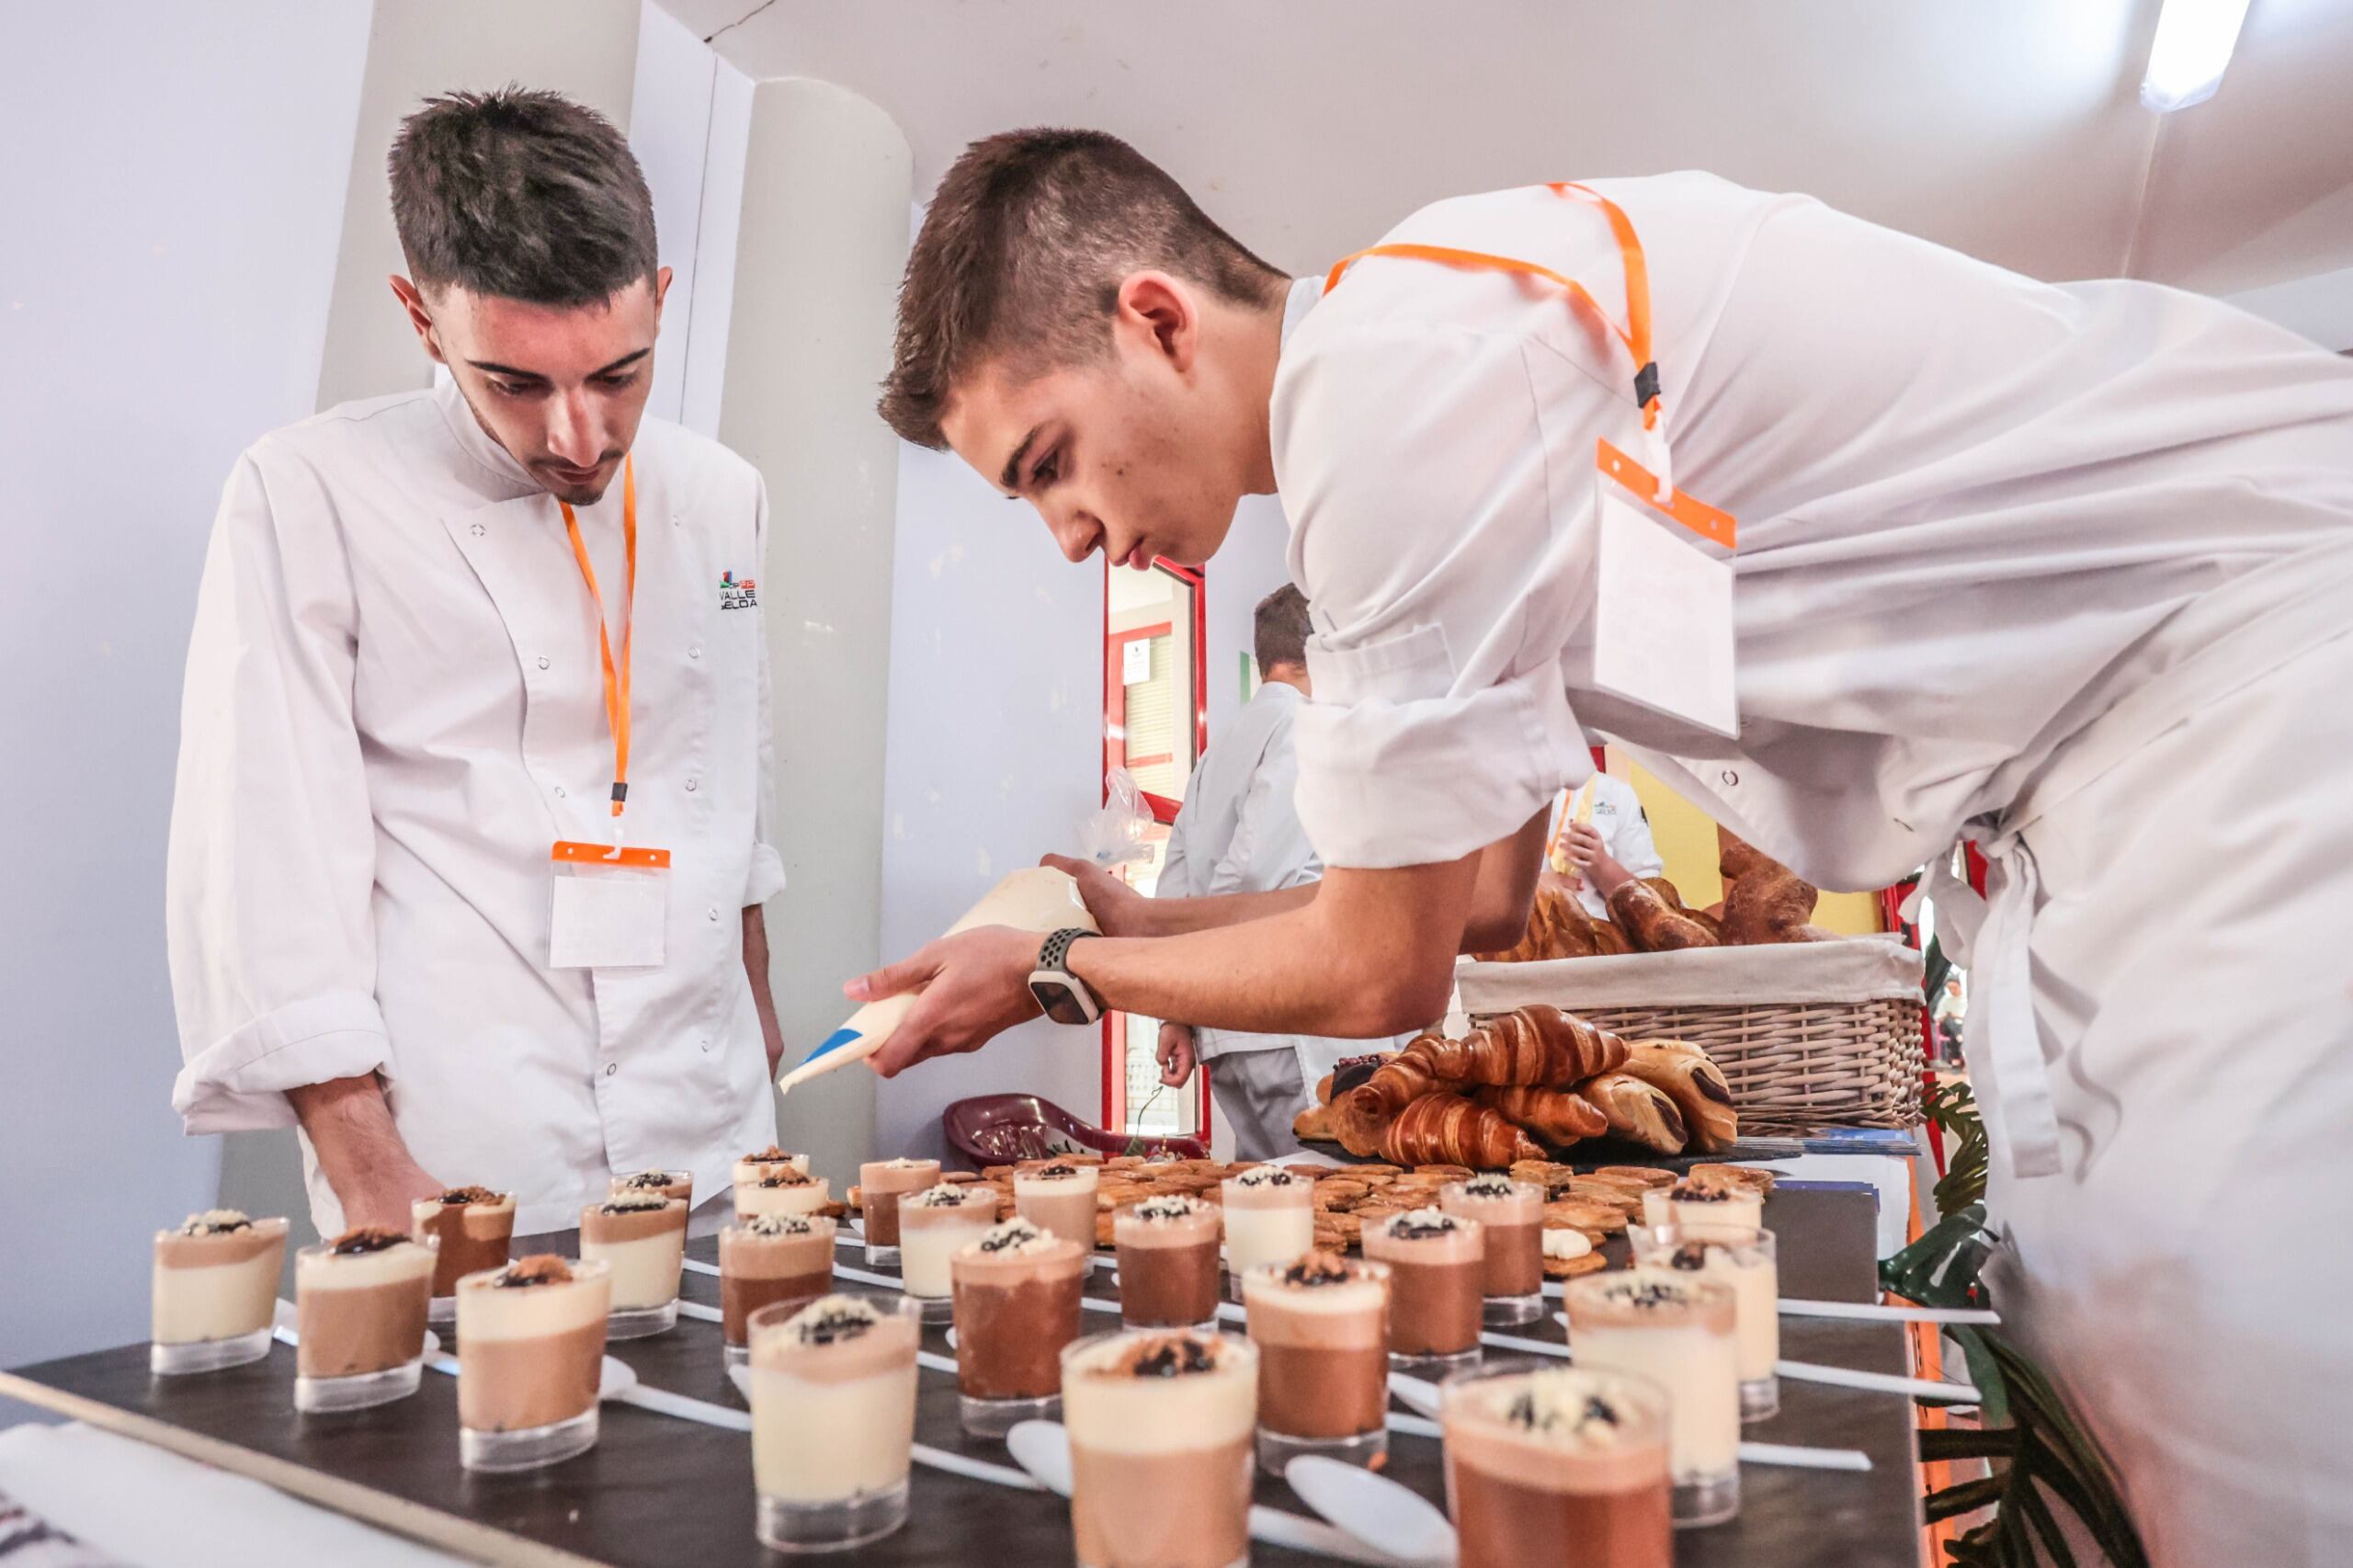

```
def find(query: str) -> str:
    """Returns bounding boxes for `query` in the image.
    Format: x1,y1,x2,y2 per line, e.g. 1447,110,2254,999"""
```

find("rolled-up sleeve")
1276,318,1611,869
167,450,389,1132
744,475,789,906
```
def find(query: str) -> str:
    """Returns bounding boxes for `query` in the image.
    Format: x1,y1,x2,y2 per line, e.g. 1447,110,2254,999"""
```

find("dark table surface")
3,1185,1925,1567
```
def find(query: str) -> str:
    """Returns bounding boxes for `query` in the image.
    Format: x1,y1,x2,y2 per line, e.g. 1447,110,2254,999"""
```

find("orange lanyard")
557,455,636,825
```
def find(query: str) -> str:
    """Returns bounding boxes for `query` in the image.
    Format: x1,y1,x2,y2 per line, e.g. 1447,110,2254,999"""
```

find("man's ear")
654,265,674,318
1113,270,1199,374
387,276,444,364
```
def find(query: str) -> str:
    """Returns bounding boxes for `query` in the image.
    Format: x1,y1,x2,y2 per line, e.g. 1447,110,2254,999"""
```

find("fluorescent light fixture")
2141,0,2254,112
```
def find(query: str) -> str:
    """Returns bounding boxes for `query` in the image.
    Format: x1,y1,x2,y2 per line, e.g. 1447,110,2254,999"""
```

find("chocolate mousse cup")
1441,1176,1545,1325
1012,1161,1100,1248
857,1158,941,1267
737,1165,831,1221
1112,1197,1222,1330
949,1220,1087,1436
150,1212,290,1375
719,1215,837,1367
455,1256,612,1472
1440,1362,1673,1568
733,1146,811,1193
411,1187,515,1325
1062,1330,1258,1568
579,1194,689,1339
1241,1254,1392,1474
292,1231,436,1412
1362,1208,1486,1372
749,1291,923,1552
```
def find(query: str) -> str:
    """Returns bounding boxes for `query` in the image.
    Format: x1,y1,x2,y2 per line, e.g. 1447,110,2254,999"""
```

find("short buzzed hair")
1254,585,1312,674
881,129,1289,449
388,87,656,305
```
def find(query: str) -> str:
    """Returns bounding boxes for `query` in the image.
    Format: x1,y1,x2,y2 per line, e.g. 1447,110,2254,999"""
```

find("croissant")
1472,1084,1609,1146
1410,1006,1629,1087
1292,1099,1342,1143
1377,1092,1544,1169
1717,832,1820,946
1574,1071,1688,1154
1475,884,1599,963
1334,1046,1443,1156
1618,1041,1739,1153
1608,879,1720,953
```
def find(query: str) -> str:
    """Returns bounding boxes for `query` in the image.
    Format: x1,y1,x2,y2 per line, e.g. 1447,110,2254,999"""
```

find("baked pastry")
1573,1072,1688,1154
1607,878,1720,952
1408,1006,1629,1087
1618,1042,1739,1154
1292,1099,1342,1143
1589,1165,1676,1190
1376,1094,1544,1168
1688,1163,1778,1196
1472,1084,1609,1146
1334,1046,1444,1155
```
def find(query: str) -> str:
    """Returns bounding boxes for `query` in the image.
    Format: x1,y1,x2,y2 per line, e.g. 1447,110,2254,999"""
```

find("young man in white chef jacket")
167,90,785,1238
847,131,2353,1565
1152,585,1416,1157
1544,772,1665,921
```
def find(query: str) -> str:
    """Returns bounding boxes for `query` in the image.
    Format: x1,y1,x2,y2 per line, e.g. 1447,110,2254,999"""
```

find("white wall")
0,0,372,1371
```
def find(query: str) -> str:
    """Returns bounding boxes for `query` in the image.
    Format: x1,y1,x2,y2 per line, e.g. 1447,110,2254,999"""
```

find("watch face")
1029,976,1095,1027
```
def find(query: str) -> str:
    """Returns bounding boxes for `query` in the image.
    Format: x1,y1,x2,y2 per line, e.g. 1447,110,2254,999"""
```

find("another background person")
1544,771,1665,919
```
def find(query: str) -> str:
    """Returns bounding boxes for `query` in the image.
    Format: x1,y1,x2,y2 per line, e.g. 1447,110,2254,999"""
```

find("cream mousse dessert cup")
1440,1176,1546,1326
949,1218,1086,1437
411,1187,515,1325
611,1167,695,1206
1631,1224,1780,1421
896,1183,1001,1323
1220,1165,1314,1299
579,1192,688,1339
738,1165,832,1221
1062,1330,1258,1568
1439,1361,1673,1568
1641,1177,1764,1243
292,1230,436,1412
1113,1196,1223,1331
719,1214,837,1367
734,1145,811,1196
1362,1208,1486,1373
1241,1253,1392,1474
150,1211,289,1375
1012,1160,1100,1249
1563,1269,1742,1528
748,1291,922,1553
856,1157,940,1267
454,1256,611,1472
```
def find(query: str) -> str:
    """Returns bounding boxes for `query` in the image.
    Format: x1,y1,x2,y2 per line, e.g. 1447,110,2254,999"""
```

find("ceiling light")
2141,0,2254,112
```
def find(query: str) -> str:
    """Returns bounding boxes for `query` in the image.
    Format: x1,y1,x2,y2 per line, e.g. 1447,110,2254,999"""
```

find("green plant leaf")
1925,1473,2006,1524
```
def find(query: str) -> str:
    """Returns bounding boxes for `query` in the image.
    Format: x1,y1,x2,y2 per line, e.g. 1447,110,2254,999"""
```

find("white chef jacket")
1275,173,2353,892
167,380,786,1234
1159,683,1412,1071
1546,773,1664,919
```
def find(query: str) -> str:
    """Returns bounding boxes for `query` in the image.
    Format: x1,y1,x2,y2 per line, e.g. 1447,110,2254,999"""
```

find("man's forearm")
1586,850,1635,900
744,904,785,1073
1134,881,1319,937
286,1074,438,1229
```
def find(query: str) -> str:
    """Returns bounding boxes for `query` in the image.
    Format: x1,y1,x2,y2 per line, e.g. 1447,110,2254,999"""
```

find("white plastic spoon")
1284,1454,1457,1566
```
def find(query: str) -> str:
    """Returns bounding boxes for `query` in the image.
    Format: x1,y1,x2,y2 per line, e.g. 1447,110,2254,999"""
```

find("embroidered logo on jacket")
720,571,759,610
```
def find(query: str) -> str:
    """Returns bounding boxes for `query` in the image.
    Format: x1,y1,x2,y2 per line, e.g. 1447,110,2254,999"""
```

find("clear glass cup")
1219,1169,1315,1298
610,1168,694,1205
898,1185,1003,1322
578,1196,688,1340
1240,1256,1392,1473
1563,1268,1741,1528
1113,1200,1223,1331
150,1215,290,1375
949,1229,1086,1436
1012,1161,1100,1248
1628,1224,1780,1421
410,1189,515,1325
292,1234,436,1411
736,1168,831,1221
856,1159,941,1267
1439,1361,1673,1568
1440,1178,1545,1325
719,1216,836,1367
733,1148,811,1192
1641,1179,1764,1242
748,1290,922,1552
455,1256,611,1472
1361,1209,1486,1372
1062,1329,1258,1568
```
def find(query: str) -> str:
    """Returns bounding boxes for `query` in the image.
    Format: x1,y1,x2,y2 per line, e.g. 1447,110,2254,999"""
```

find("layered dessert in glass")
734,1144,811,1192
1012,1160,1099,1248
856,1157,941,1266
1219,1165,1313,1297
1113,1195,1222,1330
1631,1224,1780,1421
1440,1176,1545,1325
1642,1176,1764,1242
410,1186,515,1324
1361,1207,1485,1372
719,1213,837,1366
1563,1268,1742,1527
579,1191,688,1339
1240,1253,1392,1472
292,1227,435,1411
748,1291,922,1552
949,1217,1086,1436
150,1210,288,1375
454,1255,610,1472
611,1167,694,1205
897,1182,1000,1322
1441,1363,1673,1568
1062,1330,1258,1568
738,1164,830,1221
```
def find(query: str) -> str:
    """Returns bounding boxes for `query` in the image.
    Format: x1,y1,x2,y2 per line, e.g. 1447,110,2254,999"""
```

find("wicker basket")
1456,936,1926,1134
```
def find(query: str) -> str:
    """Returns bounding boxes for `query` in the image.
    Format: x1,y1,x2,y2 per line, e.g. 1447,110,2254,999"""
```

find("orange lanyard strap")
1323,181,1664,438
558,454,637,820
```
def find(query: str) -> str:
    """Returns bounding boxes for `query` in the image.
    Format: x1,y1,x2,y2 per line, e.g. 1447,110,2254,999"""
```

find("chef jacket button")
553,784,567,798
604,1063,617,1077
684,778,698,793
470,523,485,538
1721,768,1740,787
699,1038,710,1053
537,655,551,670
707,905,721,922
688,645,701,660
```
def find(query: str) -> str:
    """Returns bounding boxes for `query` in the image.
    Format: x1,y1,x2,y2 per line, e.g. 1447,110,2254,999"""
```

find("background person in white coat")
1544,772,1665,920
854,131,2353,1565
167,90,787,1239
1152,585,1415,1158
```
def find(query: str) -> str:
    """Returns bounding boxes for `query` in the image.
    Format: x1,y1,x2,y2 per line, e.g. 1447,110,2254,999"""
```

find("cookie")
1543,1251,1611,1280
1589,1165,1676,1190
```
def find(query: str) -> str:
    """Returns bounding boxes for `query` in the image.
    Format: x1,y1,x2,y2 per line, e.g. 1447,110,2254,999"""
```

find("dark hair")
1254,585,1312,674
881,129,1288,449
388,87,656,305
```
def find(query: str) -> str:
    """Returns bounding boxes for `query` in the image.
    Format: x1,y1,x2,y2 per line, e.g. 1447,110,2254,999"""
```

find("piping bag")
779,867,1100,1096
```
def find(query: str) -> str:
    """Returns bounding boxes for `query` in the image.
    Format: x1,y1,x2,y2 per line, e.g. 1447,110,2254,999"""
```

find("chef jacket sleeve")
1279,319,1608,869
166,449,390,1133
1205,712,1322,897
744,475,789,906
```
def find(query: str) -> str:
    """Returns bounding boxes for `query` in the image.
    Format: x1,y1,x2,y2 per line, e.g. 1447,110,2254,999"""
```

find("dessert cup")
1063,1329,1258,1568
1440,1176,1545,1326
949,1218,1086,1436
1563,1268,1742,1527
720,1214,837,1367
1219,1166,1314,1298
411,1187,515,1326
748,1291,922,1552
1012,1160,1100,1248
1630,1224,1780,1421
292,1230,435,1411
1113,1196,1222,1331
1439,1361,1673,1568
579,1193,688,1339
1240,1254,1392,1474
455,1256,610,1472
151,1211,289,1375
856,1158,941,1267
1362,1207,1485,1373
896,1183,1001,1323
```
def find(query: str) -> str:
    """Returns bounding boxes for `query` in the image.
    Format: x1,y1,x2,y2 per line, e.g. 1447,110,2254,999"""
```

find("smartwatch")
1029,927,1105,1026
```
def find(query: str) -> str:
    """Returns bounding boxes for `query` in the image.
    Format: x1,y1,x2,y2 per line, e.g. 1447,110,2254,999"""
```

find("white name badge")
549,841,671,970
1587,442,1739,739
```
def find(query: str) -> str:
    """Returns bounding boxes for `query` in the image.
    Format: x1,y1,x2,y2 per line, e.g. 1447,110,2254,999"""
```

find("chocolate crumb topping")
1670,1180,1735,1203
1506,1389,1622,1435
1232,1165,1299,1189
977,1219,1048,1253
1279,1253,1358,1288
1130,1195,1205,1222
758,1167,815,1187
743,1145,795,1164
1387,1209,1460,1241
1461,1175,1518,1199
176,1210,255,1236
438,1185,501,1207
1126,1336,1219,1378
908,1183,978,1209
1031,1162,1081,1180
598,1192,673,1215
790,1298,881,1346
743,1213,815,1237
328,1226,410,1256
496,1255,574,1288
615,1170,678,1191
1602,1278,1696,1310
1667,1243,1711,1272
